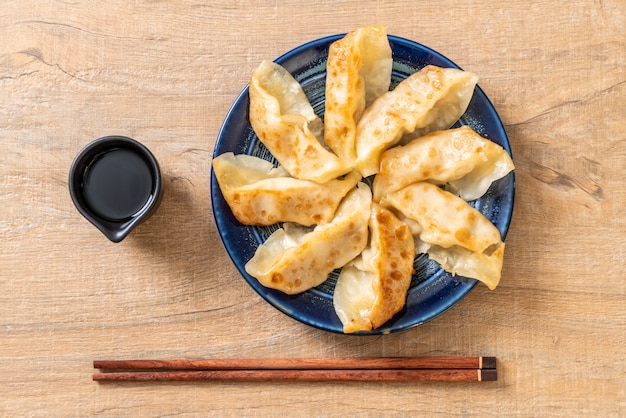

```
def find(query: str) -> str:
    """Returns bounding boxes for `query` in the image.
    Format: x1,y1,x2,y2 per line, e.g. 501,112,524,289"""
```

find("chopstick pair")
93,356,497,382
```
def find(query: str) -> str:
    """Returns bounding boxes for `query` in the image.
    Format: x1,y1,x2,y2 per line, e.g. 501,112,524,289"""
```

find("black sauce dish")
69,135,163,243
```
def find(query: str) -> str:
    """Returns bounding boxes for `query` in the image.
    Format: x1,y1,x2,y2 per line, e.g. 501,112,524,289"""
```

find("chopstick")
93,357,497,382
94,356,495,370
93,368,496,382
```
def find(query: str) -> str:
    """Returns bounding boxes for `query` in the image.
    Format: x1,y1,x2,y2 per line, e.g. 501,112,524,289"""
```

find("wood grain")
1,0,624,416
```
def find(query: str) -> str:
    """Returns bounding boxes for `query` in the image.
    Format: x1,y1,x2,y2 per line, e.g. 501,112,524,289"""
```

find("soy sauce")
82,148,153,221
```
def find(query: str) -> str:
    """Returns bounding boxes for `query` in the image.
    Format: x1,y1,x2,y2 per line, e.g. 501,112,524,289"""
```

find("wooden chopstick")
94,356,495,371
93,368,496,382
93,357,497,382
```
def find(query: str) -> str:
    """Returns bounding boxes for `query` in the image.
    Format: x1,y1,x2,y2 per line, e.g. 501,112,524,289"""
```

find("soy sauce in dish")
82,148,153,221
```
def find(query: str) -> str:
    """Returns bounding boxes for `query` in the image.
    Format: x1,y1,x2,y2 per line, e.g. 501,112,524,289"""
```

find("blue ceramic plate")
211,34,515,334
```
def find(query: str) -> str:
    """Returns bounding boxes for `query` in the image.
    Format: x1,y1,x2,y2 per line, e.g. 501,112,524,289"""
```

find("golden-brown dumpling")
249,60,352,183
373,126,515,201
244,183,372,294
212,153,361,226
381,182,504,290
324,25,392,165
355,65,479,176
333,204,415,333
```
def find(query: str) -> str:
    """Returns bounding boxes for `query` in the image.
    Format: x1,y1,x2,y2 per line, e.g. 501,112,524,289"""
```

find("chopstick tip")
481,356,497,369
479,368,497,382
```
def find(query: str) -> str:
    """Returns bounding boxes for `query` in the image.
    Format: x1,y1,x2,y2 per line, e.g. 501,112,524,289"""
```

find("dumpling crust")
244,183,372,295
249,60,352,184
213,153,361,226
333,203,415,333
324,25,392,165
355,65,479,176
381,182,504,289
427,244,504,291
373,126,515,202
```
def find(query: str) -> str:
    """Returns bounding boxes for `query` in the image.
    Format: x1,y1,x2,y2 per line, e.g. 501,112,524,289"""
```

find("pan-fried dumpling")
324,25,392,165
373,126,515,201
381,182,504,290
425,244,504,291
333,204,415,333
245,183,372,294
212,153,361,226
249,60,352,183
355,65,479,176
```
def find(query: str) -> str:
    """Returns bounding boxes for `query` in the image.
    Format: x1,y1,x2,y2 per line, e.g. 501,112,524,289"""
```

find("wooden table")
2,1,624,416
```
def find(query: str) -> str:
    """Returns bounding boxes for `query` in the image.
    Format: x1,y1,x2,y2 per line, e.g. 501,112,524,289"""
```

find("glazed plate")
210,34,515,334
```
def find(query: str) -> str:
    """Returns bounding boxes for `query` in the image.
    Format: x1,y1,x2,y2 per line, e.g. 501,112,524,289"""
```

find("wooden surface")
1,1,624,416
